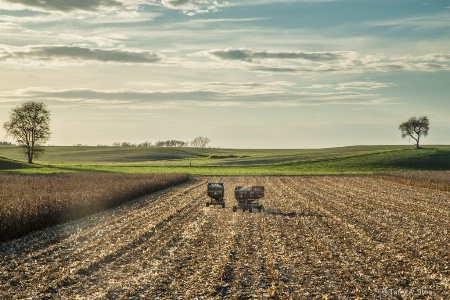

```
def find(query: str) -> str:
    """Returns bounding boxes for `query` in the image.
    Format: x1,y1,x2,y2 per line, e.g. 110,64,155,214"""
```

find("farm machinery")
232,186,265,213
206,182,226,208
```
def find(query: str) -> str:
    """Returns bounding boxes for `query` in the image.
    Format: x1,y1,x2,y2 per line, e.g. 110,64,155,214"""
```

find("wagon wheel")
232,206,237,212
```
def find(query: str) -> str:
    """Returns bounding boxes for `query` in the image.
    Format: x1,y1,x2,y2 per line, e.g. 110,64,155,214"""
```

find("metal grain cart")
233,185,264,213
206,182,226,208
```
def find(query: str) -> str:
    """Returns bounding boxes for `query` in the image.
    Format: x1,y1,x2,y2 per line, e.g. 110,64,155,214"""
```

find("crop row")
1,175,448,298
0,173,189,242
376,171,450,192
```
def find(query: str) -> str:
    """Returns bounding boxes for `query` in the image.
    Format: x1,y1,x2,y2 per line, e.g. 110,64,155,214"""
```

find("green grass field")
1,145,449,175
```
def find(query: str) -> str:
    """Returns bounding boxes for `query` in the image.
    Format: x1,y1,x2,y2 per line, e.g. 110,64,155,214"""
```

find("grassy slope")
0,145,449,175
0,156,32,171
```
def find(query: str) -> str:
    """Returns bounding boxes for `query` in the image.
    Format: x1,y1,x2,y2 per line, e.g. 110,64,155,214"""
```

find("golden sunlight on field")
0,173,189,241
1,176,449,299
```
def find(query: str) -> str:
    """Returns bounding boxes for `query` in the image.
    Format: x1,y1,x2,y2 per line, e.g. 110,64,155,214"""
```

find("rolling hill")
0,145,449,175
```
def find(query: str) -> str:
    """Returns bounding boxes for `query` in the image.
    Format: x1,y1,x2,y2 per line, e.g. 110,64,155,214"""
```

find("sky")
0,0,449,148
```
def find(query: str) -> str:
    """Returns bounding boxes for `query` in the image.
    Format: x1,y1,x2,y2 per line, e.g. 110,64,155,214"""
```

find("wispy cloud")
224,0,340,7
0,45,161,64
1,0,124,12
0,84,392,110
1,0,230,15
309,81,395,91
127,81,297,96
203,48,352,62
158,0,230,15
2,43,448,74
57,33,128,48
363,12,450,31
194,48,450,74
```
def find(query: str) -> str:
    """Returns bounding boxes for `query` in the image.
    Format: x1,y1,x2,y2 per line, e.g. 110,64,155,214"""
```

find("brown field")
0,173,189,242
377,171,450,192
1,176,449,299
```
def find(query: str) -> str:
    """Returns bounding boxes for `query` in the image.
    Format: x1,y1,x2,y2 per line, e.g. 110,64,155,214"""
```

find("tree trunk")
27,146,33,164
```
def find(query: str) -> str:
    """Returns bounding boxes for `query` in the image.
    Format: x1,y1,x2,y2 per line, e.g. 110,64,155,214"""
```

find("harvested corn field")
1,176,449,299
376,171,450,192
0,173,189,242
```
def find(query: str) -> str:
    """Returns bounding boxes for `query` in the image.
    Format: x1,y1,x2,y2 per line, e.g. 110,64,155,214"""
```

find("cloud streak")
309,82,395,91
0,85,392,110
0,45,161,64
196,48,450,74
363,12,450,31
2,44,448,74
1,0,124,12
205,48,352,62
158,0,229,15
2,0,230,15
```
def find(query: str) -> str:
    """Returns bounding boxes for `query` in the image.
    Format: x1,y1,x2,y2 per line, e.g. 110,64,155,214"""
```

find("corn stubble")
377,171,450,192
1,175,449,299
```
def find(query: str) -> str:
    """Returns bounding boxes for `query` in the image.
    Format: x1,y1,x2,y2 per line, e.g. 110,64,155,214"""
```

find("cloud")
157,0,230,15
0,45,161,64
363,12,450,31
309,81,395,91
183,17,266,26
205,48,351,62
1,0,230,15
193,48,363,73
1,0,124,12
223,0,339,7
366,61,449,72
251,66,299,73
0,85,392,110
196,48,450,74
422,54,450,62
162,0,191,7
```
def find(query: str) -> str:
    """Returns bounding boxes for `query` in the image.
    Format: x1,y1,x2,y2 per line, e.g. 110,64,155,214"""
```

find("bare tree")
399,116,430,149
3,101,51,163
190,136,211,148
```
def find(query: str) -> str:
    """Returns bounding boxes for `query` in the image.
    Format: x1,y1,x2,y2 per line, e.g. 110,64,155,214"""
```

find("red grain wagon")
233,185,264,213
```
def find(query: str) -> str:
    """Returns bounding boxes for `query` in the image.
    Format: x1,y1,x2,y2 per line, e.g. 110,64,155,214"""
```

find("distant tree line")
155,140,189,147
0,141,14,145
111,136,211,148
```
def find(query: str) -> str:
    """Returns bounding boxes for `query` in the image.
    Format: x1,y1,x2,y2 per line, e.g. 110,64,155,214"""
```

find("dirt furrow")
1,180,206,298
320,176,450,223
277,176,449,297
1,176,448,299
302,177,449,273
0,179,203,272
56,181,207,298
264,177,369,298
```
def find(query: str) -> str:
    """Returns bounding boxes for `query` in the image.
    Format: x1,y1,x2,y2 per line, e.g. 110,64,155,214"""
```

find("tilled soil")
1,176,449,299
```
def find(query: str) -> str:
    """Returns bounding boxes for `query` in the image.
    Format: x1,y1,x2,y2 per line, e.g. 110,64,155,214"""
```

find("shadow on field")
0,157,28,170
375,148,450,170
263,209,324,218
